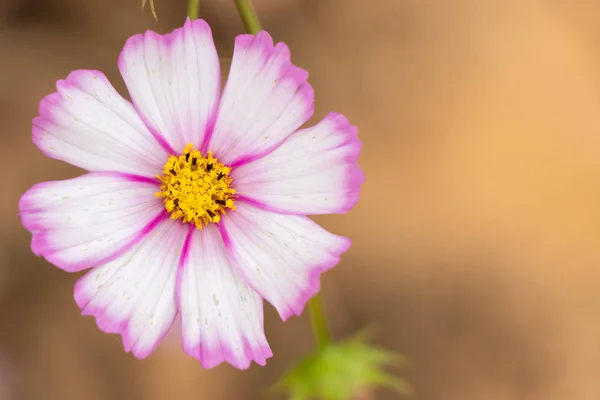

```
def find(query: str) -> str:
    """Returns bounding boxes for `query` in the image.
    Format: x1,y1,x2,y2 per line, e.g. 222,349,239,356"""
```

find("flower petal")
118,18,221,154
177,224,272,369
220,202,351,321
208,31,314,166
74,217,187,359
233,112,364,215
34,70,168,178
19,172,164,272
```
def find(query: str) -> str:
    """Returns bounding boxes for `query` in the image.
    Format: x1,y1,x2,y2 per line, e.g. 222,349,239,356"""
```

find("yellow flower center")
157,144,236,229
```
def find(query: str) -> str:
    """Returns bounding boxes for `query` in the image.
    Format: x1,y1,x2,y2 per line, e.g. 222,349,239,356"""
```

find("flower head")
19,19,364,369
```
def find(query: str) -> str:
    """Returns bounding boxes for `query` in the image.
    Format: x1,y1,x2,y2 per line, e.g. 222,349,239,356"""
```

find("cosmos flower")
19,18,363,369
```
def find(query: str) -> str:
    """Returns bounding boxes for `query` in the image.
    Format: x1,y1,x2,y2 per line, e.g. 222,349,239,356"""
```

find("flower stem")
308,293,331,350
188,0,200,19
233,0,262,34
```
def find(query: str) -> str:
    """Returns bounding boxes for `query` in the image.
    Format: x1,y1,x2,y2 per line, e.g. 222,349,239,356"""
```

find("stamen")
156,144,236,229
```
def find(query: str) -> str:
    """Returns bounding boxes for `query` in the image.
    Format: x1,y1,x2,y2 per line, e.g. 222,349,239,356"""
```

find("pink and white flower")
19,18,363,369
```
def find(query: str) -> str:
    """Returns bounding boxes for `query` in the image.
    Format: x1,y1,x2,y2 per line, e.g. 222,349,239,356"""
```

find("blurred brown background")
2,0,600,399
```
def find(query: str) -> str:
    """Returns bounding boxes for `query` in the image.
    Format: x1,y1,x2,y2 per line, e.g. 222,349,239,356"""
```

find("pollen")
157,144,236,229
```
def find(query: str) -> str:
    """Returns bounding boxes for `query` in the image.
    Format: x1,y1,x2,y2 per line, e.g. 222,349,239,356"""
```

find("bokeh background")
2,0,600,399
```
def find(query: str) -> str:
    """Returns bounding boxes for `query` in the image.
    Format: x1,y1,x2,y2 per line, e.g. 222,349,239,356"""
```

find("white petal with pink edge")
34,70,168,178
19,173,164,272
233,112,364,215
220,202,351,321
208,31,314,166
118,18,221,154
177,224,272,369
75,217,187,359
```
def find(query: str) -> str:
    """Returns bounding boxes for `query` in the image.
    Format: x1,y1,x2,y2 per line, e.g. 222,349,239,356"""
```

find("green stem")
188,0,199,19
308,293,331,349
233,0,262,34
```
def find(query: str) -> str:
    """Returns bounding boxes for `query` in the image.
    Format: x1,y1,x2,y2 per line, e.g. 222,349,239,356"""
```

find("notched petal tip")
231,30,275,67
233,34,254,50
279,235,352,321
185,16,212,33
63,69,106,87
184,339,273,370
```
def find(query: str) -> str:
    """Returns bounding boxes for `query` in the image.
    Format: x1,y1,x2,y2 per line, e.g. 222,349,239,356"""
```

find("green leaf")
274,332,412,400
